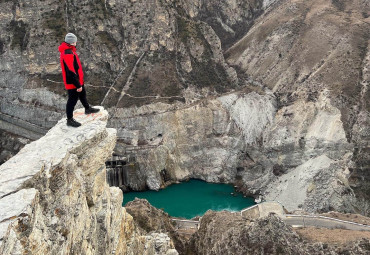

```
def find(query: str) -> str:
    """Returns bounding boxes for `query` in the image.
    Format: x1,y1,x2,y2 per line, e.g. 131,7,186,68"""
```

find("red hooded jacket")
58,42,84,90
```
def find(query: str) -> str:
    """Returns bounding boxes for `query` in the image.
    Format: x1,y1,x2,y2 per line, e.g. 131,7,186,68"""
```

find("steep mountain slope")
0,0,369,216
0,0,267,162
225,0,370,214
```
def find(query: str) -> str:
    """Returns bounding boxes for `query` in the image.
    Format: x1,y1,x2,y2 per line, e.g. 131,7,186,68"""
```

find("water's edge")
122,179,256,219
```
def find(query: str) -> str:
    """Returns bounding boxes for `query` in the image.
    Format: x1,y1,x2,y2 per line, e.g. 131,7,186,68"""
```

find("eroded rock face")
225,0,370,213
258,90,355,212
0,0,369,218
188,211,370,255
108,88,358,214
109,90,276,191
0,130,30,165
0,0,264,113
125,198,186,253
189,211,306,254
0,0,268,167
0,107,177,255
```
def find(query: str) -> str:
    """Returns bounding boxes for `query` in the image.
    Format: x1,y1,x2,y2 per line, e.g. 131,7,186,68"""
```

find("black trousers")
66,86,90,119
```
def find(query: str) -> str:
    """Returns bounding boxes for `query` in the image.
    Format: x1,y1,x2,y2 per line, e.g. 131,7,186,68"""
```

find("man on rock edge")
58,32,100,127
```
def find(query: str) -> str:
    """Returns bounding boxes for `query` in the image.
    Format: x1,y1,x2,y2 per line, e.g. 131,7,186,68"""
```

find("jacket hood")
58,42,76,53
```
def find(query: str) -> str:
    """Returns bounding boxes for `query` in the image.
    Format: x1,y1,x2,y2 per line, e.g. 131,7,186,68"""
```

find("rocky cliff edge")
0,107,177,255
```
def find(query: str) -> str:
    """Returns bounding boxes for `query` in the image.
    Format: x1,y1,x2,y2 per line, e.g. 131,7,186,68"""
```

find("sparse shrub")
42,10,66,40
7,20,29,51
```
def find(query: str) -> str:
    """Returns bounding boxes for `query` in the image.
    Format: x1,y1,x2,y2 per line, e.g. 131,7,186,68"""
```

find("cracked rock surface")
0,107,177,255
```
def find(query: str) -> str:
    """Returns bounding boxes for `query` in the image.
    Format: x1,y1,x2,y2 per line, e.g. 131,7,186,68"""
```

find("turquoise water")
122,179,255,219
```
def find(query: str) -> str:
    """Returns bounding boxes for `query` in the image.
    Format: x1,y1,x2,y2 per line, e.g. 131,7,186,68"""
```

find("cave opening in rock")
122,179,256,219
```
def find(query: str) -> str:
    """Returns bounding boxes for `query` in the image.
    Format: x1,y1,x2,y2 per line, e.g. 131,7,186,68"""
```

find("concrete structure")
171,219,200,230
239,201,370,231
284,215,370,231
240,201,285,219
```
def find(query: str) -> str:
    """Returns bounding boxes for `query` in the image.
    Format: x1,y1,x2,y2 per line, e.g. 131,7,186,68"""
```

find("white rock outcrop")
259,91,354,212
109,88,356,214
109,90,277,190
0,107,177,254
218,91,276,144
264,155,334,211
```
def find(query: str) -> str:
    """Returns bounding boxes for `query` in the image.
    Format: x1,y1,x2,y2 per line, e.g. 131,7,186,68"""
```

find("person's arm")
63,50,81,89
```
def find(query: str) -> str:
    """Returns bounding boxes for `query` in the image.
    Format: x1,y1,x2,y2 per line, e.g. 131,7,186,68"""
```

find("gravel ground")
295,227,370,245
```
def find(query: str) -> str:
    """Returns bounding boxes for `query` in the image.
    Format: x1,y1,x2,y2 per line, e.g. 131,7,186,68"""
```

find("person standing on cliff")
58,33,100,127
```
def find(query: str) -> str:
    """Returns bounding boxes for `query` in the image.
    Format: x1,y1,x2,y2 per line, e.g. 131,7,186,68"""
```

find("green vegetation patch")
175,15,234,93
85,85,108,106
176,16,203,44
188,58,231,93
331,0,345,11
7,20,29,51
42,9,66,40
0,39,4,54
84,70,112,105
96,31,118,52
130,52,183,97
116,51,185,108
90,0,111,20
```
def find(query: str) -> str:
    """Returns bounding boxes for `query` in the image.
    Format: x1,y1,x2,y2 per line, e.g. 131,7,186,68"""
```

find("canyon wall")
0,0,369,216
109,87,357,214
0,106,368,254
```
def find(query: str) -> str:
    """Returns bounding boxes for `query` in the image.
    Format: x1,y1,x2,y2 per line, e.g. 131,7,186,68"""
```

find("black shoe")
67,118,81,127
85,107,100,114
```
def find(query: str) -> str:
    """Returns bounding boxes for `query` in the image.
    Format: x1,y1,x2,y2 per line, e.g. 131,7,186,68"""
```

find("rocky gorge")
0,0,370,253
0,108,370,254
1,0,369,215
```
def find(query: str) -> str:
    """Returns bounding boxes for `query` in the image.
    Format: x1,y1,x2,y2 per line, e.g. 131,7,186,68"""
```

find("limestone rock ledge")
0,107,177,254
